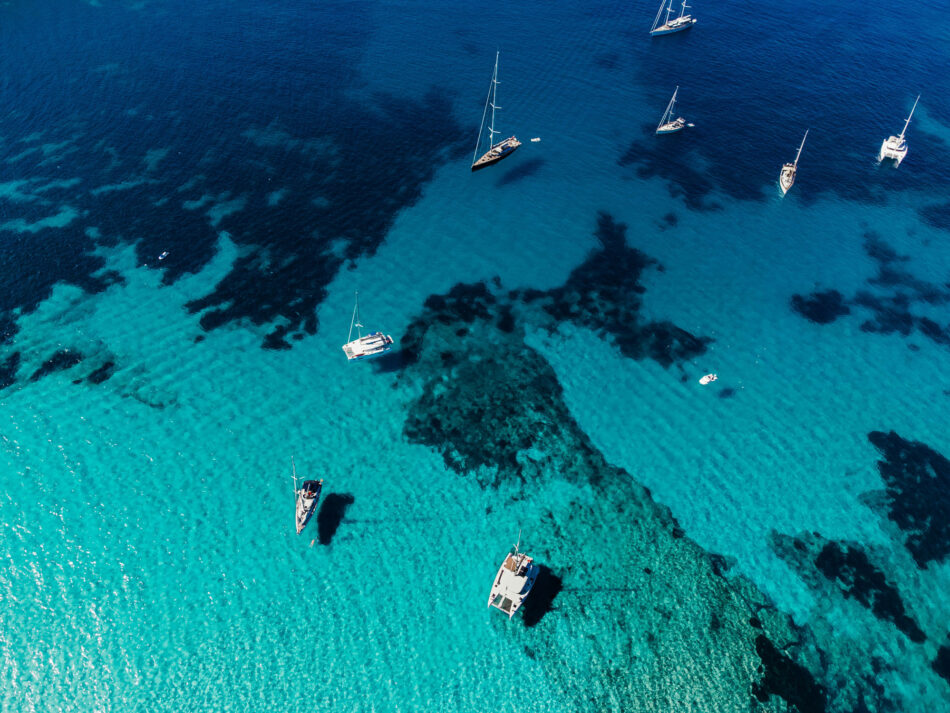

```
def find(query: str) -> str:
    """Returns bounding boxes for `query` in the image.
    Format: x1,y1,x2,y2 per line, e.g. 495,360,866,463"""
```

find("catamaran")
656,86,693,134
341,291,393,361
292,457,323,535
650,0,697,36
879,95,919,166
487,534,539,619
779,130,808,195
472,52,521,171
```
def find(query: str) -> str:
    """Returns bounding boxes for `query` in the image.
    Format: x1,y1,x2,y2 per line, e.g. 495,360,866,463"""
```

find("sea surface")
1,1,949,711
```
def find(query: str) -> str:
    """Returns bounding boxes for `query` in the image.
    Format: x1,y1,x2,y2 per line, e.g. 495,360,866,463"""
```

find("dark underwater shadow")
521,565,562,628
317,493,355,546
496,157,545,187
371,349,409,374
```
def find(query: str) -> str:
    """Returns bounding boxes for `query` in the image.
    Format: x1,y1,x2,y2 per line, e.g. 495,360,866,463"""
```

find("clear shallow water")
2,0,950,711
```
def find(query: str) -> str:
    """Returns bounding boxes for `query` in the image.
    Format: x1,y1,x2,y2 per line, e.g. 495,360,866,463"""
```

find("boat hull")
472,138,521,171
295,480,323,534
779,164,796,195
879,138,907,165
342,332,394,361
650,18,696,35
656,121,686,134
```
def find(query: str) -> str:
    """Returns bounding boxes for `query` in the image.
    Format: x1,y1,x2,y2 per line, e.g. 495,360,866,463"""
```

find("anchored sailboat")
656,86,693,134
779,129,808,195
292,456,323,535
487,532,539,619
341,291,393,361
879,95,919,166
650,0,697,36
472,52,521,171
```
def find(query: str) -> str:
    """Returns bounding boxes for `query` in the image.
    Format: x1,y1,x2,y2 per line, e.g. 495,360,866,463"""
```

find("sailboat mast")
489,52,499,148
679,0,688,19
899,95,919,140
292,456,298,494
665,0,673,25
347,291,364,342
794,129,808,167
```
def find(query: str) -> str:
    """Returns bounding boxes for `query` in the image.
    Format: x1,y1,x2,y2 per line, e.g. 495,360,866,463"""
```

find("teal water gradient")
2,0,949,710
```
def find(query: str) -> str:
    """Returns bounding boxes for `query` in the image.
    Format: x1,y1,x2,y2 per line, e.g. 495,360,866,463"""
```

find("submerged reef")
790,230,950,349
791,290,851,324
393,224,834,711
29,349,83,382
516,212,711,367
771,532,925,643
867,430,950,569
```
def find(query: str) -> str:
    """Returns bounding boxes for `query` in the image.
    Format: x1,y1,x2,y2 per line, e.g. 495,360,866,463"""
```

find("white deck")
342,332,393,361
487,551,538,618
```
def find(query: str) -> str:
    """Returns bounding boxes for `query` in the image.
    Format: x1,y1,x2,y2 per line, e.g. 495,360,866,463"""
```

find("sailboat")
487,532,539,619
292,456,323,535
472,52,521,171
779,129,808,195
656,86,693,134
879,95,919,166
650,0,697,36
341,291,393,361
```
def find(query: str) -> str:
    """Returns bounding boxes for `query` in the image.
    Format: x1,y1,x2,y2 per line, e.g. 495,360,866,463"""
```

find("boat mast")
292,455,298,495
347,291,363,343
679,0,689,19
899,95,920,140
794,129,808,167
665,0,673,26
488,52,500,149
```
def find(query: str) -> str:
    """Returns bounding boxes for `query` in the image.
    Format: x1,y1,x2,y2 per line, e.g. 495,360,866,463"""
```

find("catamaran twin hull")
879,138,907,165
342,332,394,361
472,137,522,171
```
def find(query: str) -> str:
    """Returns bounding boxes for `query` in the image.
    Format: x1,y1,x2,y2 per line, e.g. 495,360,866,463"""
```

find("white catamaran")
879,95,919,166
487,534,539,619
779,129,808,195
341,291,393,362
472,52,521,171
650,0,697,36
656,86,693,134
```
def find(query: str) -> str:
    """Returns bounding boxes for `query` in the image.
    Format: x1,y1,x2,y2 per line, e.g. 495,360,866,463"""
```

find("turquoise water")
2,0,950,710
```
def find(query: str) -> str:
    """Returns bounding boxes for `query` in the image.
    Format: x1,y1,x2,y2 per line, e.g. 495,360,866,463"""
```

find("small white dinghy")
699,373,718,385
530,137,541,142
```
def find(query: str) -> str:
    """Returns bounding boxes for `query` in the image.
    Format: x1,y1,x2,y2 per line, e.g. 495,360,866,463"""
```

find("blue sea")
2,0,950,710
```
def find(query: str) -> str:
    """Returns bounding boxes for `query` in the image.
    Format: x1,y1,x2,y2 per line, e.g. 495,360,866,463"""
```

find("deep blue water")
2,0,949,711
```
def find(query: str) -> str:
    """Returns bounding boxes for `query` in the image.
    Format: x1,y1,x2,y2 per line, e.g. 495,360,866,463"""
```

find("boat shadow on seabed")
316,493,356,546
520,565,563,628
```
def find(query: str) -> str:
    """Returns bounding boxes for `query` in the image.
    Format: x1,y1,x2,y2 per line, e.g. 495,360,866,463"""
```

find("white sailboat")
879,95,919,166
656,86,693,134
779,129,808,195
650,0,697,36
341,291,393,361
472,52,521,171
292,456,323,535
487,533,539,619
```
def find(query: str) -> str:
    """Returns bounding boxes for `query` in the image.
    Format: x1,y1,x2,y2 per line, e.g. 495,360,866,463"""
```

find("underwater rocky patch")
29,349,83,382
867,430,950,568
515,212,711,367
394,250,839,711
771,531,925,643
791,290,851,324
790,231,950,349
0,3,466,365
